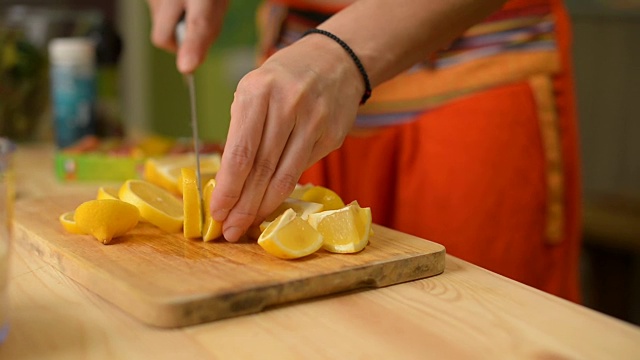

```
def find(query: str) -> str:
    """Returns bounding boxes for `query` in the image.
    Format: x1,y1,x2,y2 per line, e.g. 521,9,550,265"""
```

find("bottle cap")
48,37,96,66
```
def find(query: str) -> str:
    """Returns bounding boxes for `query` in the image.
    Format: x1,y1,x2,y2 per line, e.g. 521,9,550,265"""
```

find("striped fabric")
258,1,561,127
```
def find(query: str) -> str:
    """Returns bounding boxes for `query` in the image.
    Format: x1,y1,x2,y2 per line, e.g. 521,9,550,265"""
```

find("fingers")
209,75,270,240
253,123,316,226
178,0,225,73
149,0,185,52
148,0,227,74
219,91,299,241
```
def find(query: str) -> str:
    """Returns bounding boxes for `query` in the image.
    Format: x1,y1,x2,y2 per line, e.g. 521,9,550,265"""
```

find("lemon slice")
143,153,221,195
74,199,140,244
181,167,203,239
59,211,84,234
119,179,184,233
97,186,120,200
300,185,345,211
307,201,372,253
258,208,323,259
202,179,223,242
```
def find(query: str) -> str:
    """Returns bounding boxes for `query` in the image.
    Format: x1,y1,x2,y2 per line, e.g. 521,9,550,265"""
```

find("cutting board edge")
147,247,447,328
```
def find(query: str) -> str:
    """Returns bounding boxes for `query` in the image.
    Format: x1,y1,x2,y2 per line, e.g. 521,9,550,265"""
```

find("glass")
0,138,15,344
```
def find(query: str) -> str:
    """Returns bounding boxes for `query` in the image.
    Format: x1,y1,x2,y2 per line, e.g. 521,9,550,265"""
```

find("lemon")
300,185,345,211
177,170,217,196
265,197,324,222
253,197,325,239
97,186,120,200
59,211,84,234
289,183,314,199
74,199,140,244
258,208,324,259
143,153,221,195
119,179,184,233
307,201,372,253
181,167,203,239
202,179,223,242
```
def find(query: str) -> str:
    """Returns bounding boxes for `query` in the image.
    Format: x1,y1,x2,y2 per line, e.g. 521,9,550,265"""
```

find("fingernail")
224,226,243,243
178,54,197,73
212,209,228,222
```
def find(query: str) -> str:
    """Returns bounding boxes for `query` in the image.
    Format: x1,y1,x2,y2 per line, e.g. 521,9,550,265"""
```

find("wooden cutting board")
13,195,446,328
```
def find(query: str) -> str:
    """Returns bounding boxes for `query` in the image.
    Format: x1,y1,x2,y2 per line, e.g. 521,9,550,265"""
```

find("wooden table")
2,144,640,359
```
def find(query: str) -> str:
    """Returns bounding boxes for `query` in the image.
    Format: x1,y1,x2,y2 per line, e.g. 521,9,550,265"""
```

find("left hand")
209,34,364,242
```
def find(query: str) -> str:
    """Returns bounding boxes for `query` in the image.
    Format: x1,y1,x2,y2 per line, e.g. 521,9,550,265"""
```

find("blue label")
50,65,97,148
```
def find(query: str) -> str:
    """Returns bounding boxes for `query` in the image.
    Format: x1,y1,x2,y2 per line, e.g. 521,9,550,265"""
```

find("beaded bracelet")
302,28,372,105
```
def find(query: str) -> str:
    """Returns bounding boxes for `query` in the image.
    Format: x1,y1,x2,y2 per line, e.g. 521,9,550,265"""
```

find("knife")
176,19,203,199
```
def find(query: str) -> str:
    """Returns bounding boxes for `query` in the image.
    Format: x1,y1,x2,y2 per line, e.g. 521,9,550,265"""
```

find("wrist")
301,29,372,104
296,32,368,105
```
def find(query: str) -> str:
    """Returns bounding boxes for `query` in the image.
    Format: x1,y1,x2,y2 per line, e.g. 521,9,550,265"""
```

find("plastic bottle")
48,37,97,148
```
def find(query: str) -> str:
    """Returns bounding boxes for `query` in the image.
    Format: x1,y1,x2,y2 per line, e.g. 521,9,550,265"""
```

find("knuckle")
270,172,298,197
252,158,277,185
226,144,254,170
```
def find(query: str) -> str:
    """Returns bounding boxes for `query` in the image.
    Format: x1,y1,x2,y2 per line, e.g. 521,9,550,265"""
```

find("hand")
209,34,365,242
147,0,228,73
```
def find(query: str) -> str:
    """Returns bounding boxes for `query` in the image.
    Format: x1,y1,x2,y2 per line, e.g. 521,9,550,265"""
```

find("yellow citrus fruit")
182,167,203,239
247,198,324,239
202,178,223,242
97,186,120,200
300,185,345,211
265,197,324,222
289,183,314,199
119,179,184,233
307,201,372,253
59,211,84,234
132,135,176,157
258,208,323,259
73,199,140,244
176,170,216,195
143,153,221,195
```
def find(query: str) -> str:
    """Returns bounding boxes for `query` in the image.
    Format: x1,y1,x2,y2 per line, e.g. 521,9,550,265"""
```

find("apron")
256,0,581,302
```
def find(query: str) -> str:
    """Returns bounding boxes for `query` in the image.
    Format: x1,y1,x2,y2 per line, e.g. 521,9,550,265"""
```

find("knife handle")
175,14,186,46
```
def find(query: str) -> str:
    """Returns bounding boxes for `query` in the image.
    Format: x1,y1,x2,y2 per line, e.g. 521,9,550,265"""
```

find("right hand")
147,0,229,74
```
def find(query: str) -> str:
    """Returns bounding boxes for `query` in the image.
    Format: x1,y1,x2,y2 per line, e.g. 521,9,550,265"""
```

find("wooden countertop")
2,143,640,359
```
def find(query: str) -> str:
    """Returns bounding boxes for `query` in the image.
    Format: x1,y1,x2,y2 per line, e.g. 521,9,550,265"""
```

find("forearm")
316,0,508,87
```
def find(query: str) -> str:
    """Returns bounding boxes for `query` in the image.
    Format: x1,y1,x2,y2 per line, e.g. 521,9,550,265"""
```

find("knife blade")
176,19,203,199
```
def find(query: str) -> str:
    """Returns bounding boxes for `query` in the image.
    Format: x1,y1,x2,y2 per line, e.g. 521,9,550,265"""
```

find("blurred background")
0,0,639,325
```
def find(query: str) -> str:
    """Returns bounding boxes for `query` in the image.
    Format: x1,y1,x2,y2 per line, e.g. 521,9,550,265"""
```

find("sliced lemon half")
119,179,184,233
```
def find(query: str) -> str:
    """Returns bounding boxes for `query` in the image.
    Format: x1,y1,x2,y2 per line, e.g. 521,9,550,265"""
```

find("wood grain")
13,195,445,328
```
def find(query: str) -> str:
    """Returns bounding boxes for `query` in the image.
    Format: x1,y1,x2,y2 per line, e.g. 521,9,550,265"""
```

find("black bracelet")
302,28,372,105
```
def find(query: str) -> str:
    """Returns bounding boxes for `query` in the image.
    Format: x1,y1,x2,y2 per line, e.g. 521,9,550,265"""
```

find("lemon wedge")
258,208,323,259
289,183,314,199
119,179,184,233
300,185,345,211
307,201,372,253
73,199,140,244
